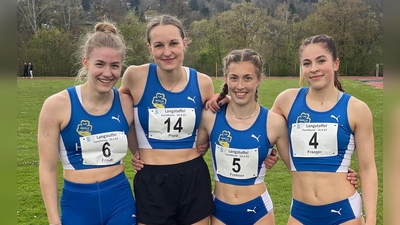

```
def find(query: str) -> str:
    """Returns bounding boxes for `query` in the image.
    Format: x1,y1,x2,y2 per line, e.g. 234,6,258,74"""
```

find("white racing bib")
215,144,259,179
80,131,127,165
291,123,338,157
148,108,195,140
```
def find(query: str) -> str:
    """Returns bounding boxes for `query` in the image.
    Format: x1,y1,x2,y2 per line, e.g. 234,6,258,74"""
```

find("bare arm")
270,88,299,118
120,66,144,171
197,72,214,105
350,98,377,225
119,64,149,106
196,108,214,148
129,123,144,172
118,89,136,154
38,93,68,225
194,73,215,155
119,66,135,96
127,123,139,155
267,111,290,170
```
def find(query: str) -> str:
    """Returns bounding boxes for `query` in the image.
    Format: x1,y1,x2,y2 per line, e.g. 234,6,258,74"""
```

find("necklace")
158,72,183,91
228,103,258,122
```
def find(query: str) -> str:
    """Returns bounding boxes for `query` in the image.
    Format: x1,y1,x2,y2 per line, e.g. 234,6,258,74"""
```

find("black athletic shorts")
133,156,214,225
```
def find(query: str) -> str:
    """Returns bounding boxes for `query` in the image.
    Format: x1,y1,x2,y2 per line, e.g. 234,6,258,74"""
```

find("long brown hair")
218,49,264,102
299,34,344,92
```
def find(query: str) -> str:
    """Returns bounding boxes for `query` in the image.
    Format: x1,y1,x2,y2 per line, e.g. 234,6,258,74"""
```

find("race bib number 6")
291,123,338,157
80,131,127,165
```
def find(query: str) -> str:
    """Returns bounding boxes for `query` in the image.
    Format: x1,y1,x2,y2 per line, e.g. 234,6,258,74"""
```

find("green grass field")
17,78,383,224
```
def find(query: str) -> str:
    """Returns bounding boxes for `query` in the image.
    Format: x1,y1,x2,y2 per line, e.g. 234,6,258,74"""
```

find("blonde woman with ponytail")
38,21,137,225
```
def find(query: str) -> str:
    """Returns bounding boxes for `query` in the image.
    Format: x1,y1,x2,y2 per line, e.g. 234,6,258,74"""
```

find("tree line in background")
17,0,383,77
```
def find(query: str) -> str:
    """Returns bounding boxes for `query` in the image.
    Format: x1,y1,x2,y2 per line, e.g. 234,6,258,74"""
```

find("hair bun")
94,21,118,34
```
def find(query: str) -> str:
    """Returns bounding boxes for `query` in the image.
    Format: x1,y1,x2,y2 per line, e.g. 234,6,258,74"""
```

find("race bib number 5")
80,131,127,165
291,123,338,157
148,108,195,140
215,145,259,179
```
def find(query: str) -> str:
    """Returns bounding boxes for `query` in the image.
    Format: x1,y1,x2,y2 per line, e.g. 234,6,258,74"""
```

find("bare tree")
18,0,49,34
52,0,81,32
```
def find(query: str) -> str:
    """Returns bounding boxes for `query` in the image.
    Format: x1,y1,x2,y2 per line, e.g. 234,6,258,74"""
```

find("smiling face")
82,46,122,93
147,24,187,72
225,61,261,106
300,43,340,90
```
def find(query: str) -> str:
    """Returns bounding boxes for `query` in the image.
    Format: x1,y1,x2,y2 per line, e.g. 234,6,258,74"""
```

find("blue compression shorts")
60,171,137,225
290,191,363,225
213,190,273,225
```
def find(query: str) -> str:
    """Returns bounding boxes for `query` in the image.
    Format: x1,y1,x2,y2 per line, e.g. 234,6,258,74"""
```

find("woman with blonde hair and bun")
38,21,137,225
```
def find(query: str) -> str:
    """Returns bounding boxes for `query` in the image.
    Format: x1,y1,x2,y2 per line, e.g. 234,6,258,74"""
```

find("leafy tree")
22,27,76,76
263,2,303,76
159,0,191,21
189,0,199,11
129,0,141,10
16,0,383,78
119,11,149,67
215,3,269,49
81,0,91,11
302,0,382,75
90,0,129,23
186,19,213,71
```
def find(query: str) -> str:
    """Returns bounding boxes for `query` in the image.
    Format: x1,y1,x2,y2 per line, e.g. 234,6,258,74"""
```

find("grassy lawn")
17,78,383,224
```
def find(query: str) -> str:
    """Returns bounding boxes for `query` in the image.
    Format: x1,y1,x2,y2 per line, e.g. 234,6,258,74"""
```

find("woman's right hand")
131,151,144,172
205,94,230,113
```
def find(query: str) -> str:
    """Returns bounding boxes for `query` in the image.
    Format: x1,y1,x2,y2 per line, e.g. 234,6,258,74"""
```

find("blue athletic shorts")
213,190,273,225
60,171,137,225
290,191,363,225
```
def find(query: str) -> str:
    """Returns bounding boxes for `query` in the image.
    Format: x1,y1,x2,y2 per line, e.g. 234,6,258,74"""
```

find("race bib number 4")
148,108,195,140
291,123,338,157
80,131,127,165
215,145,259,179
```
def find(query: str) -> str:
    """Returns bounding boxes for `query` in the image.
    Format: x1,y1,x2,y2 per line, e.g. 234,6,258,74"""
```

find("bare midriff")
139,148,201,165
291,171,355,205
64,164,125,184
213,181,266,205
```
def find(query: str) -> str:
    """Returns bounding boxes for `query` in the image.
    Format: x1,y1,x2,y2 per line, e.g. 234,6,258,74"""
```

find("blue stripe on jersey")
210,104,273,186
134,63,203,149
287,87,355,172
60,87,129,170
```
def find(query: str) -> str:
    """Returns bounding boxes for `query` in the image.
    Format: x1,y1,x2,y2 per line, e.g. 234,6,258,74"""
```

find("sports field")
16,77,383,224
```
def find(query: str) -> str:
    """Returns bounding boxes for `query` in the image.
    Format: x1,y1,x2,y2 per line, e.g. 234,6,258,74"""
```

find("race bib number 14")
148,108,196,140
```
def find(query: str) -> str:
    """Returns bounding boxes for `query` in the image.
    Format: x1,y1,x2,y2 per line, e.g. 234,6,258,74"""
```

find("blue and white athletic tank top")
60,86,129,170
209,104,273,185
134,63,203,149
287,87,355,172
